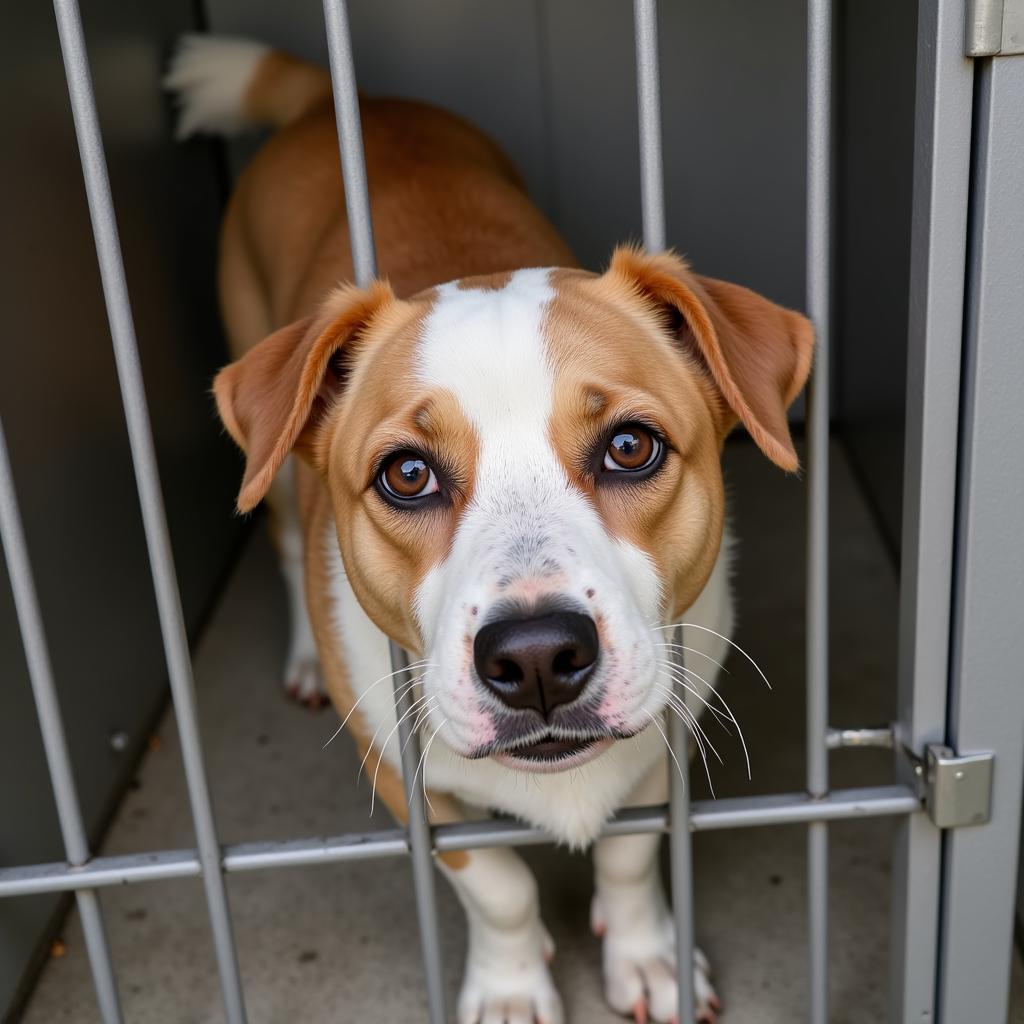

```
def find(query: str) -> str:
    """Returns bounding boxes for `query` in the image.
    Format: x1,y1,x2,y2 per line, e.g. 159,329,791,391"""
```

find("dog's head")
216,247,812,771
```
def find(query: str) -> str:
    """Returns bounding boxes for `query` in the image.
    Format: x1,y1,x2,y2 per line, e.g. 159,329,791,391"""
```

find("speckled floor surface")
20,442,1024,1023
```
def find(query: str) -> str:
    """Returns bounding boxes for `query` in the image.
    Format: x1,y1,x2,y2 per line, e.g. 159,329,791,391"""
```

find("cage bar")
633,4,697,1021
0,786,920,899
667,679,697,1024
392,642,449,1024
0,418,123,1024
320,4,448,1021
51,2,247,1020
634,0,666,253
805,0,832,1021
322,0,377,285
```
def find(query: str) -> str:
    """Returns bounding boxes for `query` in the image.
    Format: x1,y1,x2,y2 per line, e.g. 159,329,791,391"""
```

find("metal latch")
829,727,994,829
966,0,1024,55
912,744,995,829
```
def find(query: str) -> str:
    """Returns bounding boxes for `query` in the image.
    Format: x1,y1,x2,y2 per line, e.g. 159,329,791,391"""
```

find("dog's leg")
265,456,326,707
592,757,719,1024
440,844,562,1024
357,746,563,1024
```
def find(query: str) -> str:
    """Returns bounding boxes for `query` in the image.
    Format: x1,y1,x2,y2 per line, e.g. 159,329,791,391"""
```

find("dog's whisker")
651,622,772,690
643,709,693,796
657,661,733,732
421,720,446,817
659,697,717,798
656,679,729,758
356,675,427,782
648,683,718,798
410,718,447,815
355,673,429,782
662,660,752,780
652,641,730,675
401,696,439,758
655,683,723,768
368,691,435,816
660,662,751,782
404,696,439,754
322,660,433,749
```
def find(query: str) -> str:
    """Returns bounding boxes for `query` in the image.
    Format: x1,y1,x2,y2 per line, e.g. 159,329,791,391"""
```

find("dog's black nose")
473,612,599,717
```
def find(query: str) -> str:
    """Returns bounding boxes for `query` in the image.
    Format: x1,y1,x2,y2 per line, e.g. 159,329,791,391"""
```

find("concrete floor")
21,442,1024,1023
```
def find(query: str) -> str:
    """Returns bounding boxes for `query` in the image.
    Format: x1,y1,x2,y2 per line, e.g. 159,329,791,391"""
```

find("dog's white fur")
164,35,269,140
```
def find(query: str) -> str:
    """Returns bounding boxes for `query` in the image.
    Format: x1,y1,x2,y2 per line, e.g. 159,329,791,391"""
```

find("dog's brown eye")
380,452,439,501
604,426,660,472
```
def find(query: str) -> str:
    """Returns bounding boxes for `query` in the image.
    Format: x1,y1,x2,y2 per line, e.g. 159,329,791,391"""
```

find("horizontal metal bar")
436,785,921,847
826,726,895,750
692,786,919,830
223,829,409,872
0,786,920,898
0,849,202,896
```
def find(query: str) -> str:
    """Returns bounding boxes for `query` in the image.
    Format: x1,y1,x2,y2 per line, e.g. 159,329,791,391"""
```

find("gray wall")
209,0,915,462
0,2,241,1016
210,0,809,309
835,0,917,558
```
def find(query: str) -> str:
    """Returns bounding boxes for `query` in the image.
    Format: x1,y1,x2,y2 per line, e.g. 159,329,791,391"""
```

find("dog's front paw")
457,924,563,1024
594,896,719,1023
283,653,327,709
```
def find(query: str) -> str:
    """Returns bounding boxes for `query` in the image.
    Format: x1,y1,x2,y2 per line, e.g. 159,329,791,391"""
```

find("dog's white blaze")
417,268,556,441
414,269,568,638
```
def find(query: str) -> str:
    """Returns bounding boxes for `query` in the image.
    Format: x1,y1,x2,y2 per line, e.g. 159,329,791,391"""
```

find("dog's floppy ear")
607,246,814,472
214,280,396,513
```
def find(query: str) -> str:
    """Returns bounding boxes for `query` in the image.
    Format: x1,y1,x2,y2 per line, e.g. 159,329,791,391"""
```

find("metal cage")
1,1,1022,1021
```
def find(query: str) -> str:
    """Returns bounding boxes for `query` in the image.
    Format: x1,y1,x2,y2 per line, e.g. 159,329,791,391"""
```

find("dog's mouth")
491,733,613,773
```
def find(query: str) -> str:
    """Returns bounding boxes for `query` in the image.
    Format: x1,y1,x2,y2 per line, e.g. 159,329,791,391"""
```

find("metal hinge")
967,0,1024,55
904,744,995,828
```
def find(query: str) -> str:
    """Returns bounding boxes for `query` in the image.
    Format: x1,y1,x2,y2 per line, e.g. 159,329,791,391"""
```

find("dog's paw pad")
284,656,327,709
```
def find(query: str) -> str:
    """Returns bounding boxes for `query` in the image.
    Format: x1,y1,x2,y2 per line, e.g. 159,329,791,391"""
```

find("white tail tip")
164,34,269,140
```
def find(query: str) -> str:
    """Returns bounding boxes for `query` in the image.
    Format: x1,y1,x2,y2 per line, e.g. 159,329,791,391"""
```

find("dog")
167,35,813,1024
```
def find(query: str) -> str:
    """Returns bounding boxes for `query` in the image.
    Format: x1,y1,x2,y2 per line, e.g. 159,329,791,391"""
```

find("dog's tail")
164,35,332,140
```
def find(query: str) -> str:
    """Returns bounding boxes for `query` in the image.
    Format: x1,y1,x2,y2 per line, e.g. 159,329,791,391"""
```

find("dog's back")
166,35,573,357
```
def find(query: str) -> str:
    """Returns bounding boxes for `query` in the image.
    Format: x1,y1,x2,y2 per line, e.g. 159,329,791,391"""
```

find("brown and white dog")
167,35,813,1024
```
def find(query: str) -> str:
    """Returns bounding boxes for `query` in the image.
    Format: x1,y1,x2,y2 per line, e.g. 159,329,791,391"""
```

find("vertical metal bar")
939,52,1024,1024
805,2,832,1021
634,0,666,252
668,638,697,1024
321,4,447,1020
889,1,974,1018
0,418,123,1024
634,5,695,1021
51,4,247,1021
322,0,378,285
393,643,448,1024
